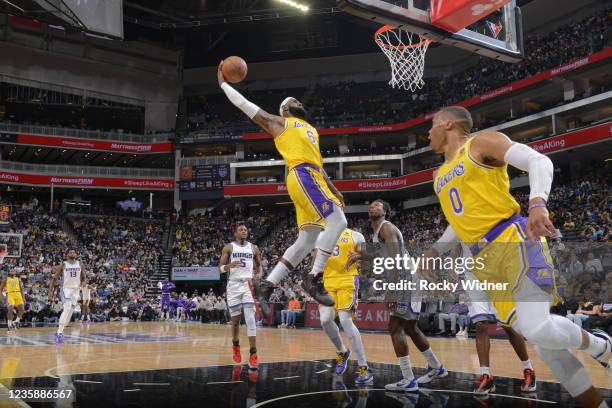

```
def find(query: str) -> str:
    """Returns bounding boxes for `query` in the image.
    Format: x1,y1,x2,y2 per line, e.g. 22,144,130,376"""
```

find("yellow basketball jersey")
324,229,363,281
434,137,520,244
6,277,20,293
274,117,323,170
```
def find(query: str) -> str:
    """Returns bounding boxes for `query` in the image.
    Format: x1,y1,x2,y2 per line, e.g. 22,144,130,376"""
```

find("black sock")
250,347,257,355
233,340,239,347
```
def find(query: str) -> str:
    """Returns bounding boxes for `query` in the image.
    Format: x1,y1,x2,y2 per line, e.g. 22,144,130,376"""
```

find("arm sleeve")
432,225,460,255
220,82,260,119
503,142,554,202
352,231,366,247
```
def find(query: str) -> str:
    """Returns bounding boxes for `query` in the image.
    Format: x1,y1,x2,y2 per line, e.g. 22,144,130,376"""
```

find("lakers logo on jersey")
274,117,323,170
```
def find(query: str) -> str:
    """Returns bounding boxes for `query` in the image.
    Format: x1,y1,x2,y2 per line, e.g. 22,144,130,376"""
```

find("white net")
375,26,431,92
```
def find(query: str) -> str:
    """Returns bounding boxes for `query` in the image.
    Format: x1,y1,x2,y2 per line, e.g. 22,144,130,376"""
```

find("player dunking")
219,224,263,369
49,248,86,344
318,228,373,385
1,268,25,333
422,106,611,407
217,62,347,313
350,200,447,392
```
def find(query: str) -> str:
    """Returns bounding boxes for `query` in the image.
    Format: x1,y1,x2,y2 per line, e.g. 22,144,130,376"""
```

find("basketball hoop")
374,25,432,92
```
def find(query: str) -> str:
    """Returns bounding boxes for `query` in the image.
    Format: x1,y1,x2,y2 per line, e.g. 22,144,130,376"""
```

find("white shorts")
463,271,497,323
226,280,255,317
82,289,91,301
62,287,80,307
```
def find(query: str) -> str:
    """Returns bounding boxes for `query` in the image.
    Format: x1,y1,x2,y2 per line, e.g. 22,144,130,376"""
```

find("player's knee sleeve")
534,346,591,397
319,306,336,325
283,228,320,266
244,305,257,337
315,205,347,252
519,314,582,350
338,311,356,332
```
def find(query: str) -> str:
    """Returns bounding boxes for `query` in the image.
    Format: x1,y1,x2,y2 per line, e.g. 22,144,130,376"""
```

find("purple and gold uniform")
161,281,176,312
274,117,341,229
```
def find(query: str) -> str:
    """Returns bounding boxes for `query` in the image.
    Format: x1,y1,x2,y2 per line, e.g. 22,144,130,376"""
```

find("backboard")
0,233,23,258
337,0,524,62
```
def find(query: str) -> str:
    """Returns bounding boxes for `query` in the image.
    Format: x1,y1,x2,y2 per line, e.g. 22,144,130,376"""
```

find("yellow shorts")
7,293,24,306
324,276,358,311
286,164,341,229
470,215,555,325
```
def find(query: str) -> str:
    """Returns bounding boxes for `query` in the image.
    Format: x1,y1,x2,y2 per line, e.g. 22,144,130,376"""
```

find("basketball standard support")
337,0,524,63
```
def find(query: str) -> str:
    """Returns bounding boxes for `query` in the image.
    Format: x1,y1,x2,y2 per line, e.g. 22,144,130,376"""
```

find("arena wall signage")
12,134,173,154
242,48,612,140
171,266,220,281
0,171,174,190
224,122,611,197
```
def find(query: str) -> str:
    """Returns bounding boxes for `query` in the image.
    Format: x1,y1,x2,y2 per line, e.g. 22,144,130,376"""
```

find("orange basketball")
222,56,248,83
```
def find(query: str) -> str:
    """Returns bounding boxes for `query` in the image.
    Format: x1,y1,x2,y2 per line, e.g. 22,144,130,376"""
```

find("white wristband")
221,82,260,119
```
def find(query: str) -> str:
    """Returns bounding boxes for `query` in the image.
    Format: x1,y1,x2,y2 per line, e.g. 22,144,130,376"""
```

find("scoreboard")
179,164,230,192
0,204,11,226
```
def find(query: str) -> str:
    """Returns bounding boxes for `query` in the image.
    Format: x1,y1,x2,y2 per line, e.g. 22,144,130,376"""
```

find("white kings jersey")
229,242,255,281
63,260,82,289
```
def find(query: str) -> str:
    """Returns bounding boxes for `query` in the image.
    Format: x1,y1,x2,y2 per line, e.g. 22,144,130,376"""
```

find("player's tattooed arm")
472,131,555,241
48,264,63,301
252,245,263,278
219,244,241,274
217,61,285,137
321,168,344,206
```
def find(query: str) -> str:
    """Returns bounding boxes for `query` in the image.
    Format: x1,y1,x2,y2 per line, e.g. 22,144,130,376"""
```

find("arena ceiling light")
276,0,309,12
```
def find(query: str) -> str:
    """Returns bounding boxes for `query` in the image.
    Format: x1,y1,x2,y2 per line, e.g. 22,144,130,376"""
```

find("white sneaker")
385,378,418,392
592,329,612,369
455,330,464,337
417,364,448,384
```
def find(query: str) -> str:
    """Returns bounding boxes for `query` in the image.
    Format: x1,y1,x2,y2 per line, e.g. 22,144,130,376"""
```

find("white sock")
521,360,533,370
480,366,492,376
309,249,331,276
582,331,608,358
422,347,441,369
399,356,414,381
320,314,346,352
267,262,290,285
57,325,65,335
14,317,20,323
7,319,12,327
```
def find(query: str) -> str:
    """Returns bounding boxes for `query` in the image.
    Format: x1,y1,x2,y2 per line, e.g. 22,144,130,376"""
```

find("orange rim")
374,25,432,50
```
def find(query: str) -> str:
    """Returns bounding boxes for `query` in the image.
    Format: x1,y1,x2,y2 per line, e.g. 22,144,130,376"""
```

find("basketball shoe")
232,345,241,364
417,364,448,384
385,378,418,392
592,329,612,369
474,374,495,395
335,349,351,375
252,279,274,317
521,369,537,392
355,366,374,385
302,274,335,307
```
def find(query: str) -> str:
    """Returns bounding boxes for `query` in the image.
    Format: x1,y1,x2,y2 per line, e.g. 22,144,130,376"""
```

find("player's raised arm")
418,224,461,282
470,131,555,241
219,244,240,274
217,61,286,137
49,263,63,301
252,245,263,279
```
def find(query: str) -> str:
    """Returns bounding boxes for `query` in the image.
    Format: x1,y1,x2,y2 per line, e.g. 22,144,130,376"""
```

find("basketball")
222,56,248,83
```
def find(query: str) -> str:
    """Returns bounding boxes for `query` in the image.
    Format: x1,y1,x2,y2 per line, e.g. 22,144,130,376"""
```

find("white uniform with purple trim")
226,241,255,317
459,243,497,323
62,260,82,307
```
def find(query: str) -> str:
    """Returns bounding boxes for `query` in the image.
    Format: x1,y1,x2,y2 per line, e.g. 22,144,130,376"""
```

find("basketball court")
0,322,610,407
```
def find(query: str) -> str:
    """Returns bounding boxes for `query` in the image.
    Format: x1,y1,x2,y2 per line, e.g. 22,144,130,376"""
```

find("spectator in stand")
279,295,302,329
436,295,469,336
